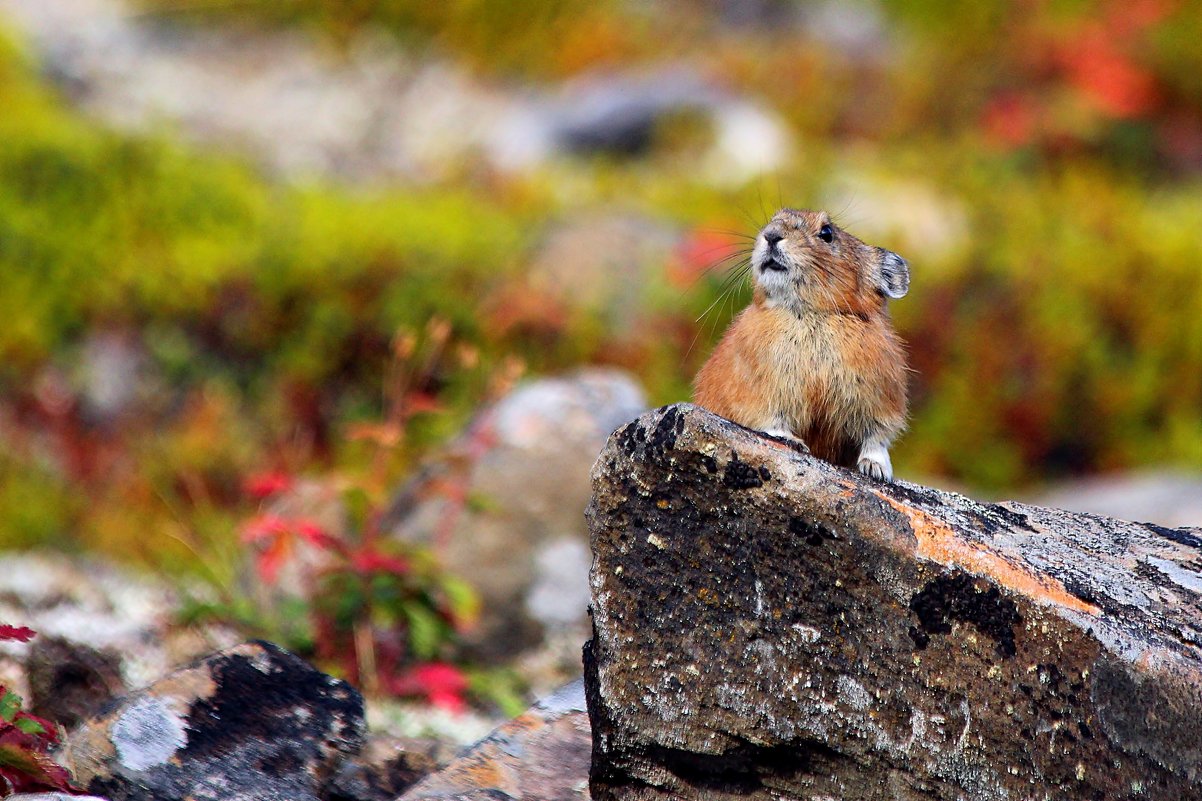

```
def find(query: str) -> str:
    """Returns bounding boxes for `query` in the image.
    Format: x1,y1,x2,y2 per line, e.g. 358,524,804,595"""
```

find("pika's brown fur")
693,208,910,480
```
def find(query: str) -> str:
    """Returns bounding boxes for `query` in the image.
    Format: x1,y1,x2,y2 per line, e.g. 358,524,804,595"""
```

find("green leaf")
404,604,447,660
440,575,481,627
0,689,22,722
14,717,45,735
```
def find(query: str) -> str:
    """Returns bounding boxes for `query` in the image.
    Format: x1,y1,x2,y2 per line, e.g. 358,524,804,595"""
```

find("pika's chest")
756,311,879,408
761,314,848,380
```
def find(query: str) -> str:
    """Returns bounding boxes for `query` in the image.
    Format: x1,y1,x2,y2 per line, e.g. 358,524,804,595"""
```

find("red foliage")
669,230,745,288
0,627,78,794
243,471,294,500
980,0,1179,150
241,515,342,584
388,662,469,713
348,549,411,576
981,92,1038,148
1058,25,1159,120
0,626,36,643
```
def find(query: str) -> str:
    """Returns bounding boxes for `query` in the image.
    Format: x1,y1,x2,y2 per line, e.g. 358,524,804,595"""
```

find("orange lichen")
876,492,1101,617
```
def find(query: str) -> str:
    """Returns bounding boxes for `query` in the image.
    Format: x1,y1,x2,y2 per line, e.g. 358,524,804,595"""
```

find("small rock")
326,734,449,801
26,636,126,730
398,680,590,801
0,553,202,690
59,640,365,801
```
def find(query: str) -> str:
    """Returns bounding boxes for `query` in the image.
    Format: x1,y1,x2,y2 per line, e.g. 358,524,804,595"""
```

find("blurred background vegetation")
1,0,1201,687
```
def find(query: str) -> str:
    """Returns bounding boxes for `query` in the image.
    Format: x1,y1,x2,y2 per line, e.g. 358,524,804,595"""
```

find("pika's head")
752,208,909,315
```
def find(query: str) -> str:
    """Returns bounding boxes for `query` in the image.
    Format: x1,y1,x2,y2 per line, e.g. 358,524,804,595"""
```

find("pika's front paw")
857,457,891,481
856,440,893,482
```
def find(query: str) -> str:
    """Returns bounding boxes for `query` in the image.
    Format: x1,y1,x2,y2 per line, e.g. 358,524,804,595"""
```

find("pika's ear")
878,250,909,299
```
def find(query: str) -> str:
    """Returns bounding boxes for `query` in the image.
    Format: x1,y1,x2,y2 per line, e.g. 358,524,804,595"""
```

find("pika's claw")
764,429,810,454
858,457,890,481
856,440,893,482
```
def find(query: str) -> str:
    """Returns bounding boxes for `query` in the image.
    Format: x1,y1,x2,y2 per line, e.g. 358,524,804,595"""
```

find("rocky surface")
585,404,1202,800
326,734,453,801
0,552,231,695
388,369,646,659
26,635,125,730
398,679,591,801
59,640,365,801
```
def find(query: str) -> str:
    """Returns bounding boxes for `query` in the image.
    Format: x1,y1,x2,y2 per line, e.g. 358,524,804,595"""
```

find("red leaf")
243,472,293,500
390,662,468,713
0,626,36,643
294,520,343,553
241,514,291,544
349,549,410,576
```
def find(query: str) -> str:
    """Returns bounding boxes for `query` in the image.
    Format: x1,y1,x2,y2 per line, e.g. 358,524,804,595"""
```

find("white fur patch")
857,440,893,482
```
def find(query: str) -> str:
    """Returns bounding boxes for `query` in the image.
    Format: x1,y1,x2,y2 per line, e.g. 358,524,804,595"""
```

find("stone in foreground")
399,680,591,801
586,404,1202,800
59,640,364,801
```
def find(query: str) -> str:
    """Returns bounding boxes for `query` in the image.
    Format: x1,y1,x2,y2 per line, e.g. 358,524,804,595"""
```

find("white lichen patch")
1146,556,1202,594
836,675,873,711
112,696,188,772
792,624,821,644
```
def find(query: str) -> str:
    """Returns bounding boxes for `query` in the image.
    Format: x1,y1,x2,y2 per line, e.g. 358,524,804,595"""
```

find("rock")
492,68,791,183
1032,469,1202,529
387,369,646,658
0,552,227,692
585,404,1202,800
26,636,125,730
75,330,150,426
59,640,365,801
326,734,449,801
398,680,591,801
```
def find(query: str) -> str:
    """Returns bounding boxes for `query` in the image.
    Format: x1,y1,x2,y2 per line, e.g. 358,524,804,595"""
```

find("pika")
693,208,910,481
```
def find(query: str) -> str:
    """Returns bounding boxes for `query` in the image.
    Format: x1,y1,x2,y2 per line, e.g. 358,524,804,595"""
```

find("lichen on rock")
59,640,365,801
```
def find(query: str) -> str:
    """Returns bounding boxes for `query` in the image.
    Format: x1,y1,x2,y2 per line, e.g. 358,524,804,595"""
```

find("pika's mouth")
760,256,787,272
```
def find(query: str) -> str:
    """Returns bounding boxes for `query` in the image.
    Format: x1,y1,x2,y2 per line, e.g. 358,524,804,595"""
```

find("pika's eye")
817,224,834,243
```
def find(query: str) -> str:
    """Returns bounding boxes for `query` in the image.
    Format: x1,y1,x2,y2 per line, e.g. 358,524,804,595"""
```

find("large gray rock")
59,640,364,801
585,404,1202,800
388,369,646,658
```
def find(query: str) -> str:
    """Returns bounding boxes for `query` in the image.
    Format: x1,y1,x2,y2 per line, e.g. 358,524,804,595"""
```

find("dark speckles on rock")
700,454,718,474
909,573,1020,658
788,516,836,547
722,453,764,489
649,406,681,453
1144,522,1202,550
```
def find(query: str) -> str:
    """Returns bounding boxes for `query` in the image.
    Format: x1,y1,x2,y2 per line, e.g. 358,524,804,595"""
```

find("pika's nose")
763,231,784,249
